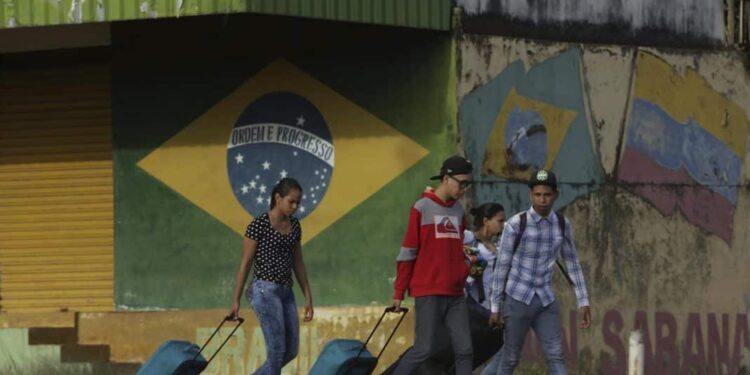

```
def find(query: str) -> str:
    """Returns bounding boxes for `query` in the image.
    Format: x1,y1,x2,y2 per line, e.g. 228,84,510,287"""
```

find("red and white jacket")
393,190,469,300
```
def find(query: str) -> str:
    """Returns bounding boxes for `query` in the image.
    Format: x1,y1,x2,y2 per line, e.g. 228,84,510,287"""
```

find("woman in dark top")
229,177,313,375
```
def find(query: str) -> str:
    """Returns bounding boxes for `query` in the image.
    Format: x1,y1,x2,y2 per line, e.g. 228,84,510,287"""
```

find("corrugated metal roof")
0,0,451,30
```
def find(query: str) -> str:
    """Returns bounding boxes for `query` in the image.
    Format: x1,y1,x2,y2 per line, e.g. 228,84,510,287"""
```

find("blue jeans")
481,349,502,375
493,295,566,375
247,279,299,375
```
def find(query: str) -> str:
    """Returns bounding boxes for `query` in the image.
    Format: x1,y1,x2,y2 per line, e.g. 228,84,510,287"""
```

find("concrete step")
28,327,77,345
60,343,110,363
87,362,140,375
106,362,142,375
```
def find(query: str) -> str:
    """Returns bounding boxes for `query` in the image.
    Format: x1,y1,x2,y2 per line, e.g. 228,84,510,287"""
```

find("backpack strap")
512,212,527,254
554,212,575,287
503,212,527,300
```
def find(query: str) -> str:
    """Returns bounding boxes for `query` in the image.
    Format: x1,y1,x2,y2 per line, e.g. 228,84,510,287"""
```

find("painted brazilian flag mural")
113,17,454,309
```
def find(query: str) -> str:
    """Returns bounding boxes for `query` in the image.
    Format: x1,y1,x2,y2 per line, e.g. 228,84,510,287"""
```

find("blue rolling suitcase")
308,307,408,375
136,316,244,375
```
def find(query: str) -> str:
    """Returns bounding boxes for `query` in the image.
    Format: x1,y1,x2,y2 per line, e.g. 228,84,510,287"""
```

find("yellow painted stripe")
0,118,111,130
0,185,112,198
0,228,112,241
633,52,749,156
0,101,111,114
0,108,111,121
1,291,112,302
1,247,112,257
3,203,109,220
1,306,111,313
0,63,113,313
1,253,112,263
0,211,112,223
1,280,113,291
0,134,111,148
2,271,113,282
0,191,111,205
0,178,112,191
1,238,113,249
1,299,113,309
0,152,113,165
1,125,110,139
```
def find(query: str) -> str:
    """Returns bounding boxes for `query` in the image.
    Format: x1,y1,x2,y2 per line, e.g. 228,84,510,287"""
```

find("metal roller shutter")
0,61,113,313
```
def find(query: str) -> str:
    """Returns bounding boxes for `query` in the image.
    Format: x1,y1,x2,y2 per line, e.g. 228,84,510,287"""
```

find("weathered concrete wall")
458,33,750,374
456,0,727,47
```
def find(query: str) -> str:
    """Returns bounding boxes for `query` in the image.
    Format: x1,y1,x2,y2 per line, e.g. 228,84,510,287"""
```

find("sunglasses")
448,175,473,189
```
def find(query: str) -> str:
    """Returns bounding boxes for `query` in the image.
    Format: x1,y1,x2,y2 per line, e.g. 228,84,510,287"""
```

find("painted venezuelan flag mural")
618,52,749,244
112,17,454,309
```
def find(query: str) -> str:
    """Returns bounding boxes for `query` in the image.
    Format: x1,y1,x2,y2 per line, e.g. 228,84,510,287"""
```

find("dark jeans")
247,279,299,375
392,295,473,375
495,295,566,375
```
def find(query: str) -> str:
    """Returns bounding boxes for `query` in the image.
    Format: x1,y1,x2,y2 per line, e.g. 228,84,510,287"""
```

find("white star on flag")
296,115,306,127
262,161,271,170
256,195,263,204
266,197,271,205
241,185,249,194
235,153,244,164
280,170,288,178
249,180,257,189
259,185,267,194
300,206,306,213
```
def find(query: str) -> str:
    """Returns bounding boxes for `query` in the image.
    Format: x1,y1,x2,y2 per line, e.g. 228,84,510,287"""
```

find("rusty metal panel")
0,63,114,313
1,0,451,30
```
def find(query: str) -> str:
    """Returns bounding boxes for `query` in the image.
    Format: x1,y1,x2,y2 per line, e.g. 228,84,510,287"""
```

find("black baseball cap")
430,155,473,180
528,169,558,189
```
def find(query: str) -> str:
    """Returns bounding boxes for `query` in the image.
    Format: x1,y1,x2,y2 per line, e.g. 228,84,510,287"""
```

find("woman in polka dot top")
229,177,313,375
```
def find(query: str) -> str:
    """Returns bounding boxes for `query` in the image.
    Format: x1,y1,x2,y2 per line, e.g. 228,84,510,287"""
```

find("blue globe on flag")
226,92,334,220
504,108,548,171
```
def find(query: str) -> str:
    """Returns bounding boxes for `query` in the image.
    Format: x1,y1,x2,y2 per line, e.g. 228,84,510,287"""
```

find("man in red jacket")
390,155,474,375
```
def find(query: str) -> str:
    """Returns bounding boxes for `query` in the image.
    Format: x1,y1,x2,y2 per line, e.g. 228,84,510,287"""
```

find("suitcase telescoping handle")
354,307,409,362
193,316,245,365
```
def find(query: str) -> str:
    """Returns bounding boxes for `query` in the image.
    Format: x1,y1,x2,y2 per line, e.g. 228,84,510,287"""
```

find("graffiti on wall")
458,48,603,213
600,310,750,374
618,52,749,244
457,35,750,373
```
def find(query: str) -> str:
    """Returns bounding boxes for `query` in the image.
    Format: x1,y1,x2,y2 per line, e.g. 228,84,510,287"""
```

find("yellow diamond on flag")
482,88,577,180
137,59,429,243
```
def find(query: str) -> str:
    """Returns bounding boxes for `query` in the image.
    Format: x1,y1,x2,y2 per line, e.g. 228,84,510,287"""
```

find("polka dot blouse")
245,213,302,287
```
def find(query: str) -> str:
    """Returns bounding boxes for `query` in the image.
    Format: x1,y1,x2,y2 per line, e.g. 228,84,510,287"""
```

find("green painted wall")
113,14,455,309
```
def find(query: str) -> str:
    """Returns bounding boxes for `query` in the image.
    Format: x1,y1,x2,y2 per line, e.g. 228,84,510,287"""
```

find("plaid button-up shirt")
490,207,590,313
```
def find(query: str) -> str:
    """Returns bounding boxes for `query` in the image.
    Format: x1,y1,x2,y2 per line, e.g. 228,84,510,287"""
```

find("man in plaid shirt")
487,169,591,375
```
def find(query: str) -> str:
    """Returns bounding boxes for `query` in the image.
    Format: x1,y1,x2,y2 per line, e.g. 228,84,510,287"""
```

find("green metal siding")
0,0,451,30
